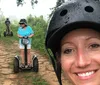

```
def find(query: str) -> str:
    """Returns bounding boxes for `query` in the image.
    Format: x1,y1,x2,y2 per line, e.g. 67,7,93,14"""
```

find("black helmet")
6,18,9,20
19,19,27,25
45,0,100,85
46,0,100,53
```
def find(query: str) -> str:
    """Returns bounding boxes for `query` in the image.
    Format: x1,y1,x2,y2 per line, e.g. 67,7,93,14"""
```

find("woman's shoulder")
27,26,31,28
27,26,32,29
18,27,22,30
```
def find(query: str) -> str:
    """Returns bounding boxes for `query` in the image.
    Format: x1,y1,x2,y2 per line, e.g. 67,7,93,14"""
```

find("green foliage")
27,15,48,54
32,75,50,85
0,17,6,34
17,72,50,85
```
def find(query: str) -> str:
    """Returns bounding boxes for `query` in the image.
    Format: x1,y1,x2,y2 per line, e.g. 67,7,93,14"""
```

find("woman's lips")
78,71,94,77
75,70,98,80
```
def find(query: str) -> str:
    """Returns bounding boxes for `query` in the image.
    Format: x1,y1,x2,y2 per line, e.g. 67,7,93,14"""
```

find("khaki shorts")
19,44,31,49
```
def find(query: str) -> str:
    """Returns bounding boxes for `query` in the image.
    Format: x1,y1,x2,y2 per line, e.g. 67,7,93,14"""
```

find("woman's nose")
75,50,92,68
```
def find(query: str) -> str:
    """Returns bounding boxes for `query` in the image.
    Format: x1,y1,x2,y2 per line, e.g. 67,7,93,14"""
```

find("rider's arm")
28,26,34,38
28,34,34,38
17,27,23,38
17,34,23,38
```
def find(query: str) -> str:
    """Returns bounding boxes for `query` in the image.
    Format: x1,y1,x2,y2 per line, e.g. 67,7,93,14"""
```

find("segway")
4,18,13,37
13,36,39,73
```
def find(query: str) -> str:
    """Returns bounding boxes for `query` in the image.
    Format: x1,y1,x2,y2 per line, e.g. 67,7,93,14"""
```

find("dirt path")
0,42,72,85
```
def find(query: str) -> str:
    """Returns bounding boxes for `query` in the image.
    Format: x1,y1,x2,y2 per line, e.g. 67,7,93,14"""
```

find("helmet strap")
57,59,62,85
46,48,62,85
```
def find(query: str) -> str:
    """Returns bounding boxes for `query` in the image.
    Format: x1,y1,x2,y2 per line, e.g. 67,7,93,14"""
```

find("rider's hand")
22,36,25,38
26,36,29,38
19,36,23,38
23,36,28,39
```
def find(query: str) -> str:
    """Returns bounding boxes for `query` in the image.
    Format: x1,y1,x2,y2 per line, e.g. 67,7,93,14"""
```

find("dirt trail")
0,42,72,85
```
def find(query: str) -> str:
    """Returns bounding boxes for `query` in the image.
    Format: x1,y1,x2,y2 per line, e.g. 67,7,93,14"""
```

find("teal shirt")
17,26,34,45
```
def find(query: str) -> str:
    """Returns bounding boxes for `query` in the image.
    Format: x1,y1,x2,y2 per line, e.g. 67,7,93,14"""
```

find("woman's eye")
90,44,100,49
64,49,73,54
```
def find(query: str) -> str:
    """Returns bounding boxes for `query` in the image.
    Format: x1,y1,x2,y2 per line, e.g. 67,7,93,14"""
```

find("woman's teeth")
77,71,94,77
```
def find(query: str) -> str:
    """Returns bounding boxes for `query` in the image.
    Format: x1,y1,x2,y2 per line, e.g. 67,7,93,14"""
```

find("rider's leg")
20,49,24,64
6,25,9,33
19,44,24,64
27,49,31,64
27,44,31,65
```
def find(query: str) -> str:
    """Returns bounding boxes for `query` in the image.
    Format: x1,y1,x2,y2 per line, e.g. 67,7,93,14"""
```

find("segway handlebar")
21,36,29,45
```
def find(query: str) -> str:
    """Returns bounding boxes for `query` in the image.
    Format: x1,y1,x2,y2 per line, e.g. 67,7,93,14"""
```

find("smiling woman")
45,0,100,85
60,28,100,85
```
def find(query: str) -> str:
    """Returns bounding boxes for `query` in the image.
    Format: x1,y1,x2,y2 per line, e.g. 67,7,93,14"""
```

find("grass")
24,74,50,85
32,75,49,85
16,72,50,85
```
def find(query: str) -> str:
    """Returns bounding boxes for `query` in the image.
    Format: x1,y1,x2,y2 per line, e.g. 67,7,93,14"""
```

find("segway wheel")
14,57,19,73
4,31,6,37
32,56,39,72
10,31,13,36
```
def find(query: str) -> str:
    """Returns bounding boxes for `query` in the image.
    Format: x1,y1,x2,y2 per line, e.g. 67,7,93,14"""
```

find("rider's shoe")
20,63,25,68
27,64,32,68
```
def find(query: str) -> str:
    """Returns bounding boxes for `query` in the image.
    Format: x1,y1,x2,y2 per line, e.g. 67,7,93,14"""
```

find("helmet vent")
85,6,94,13
60,9,68,16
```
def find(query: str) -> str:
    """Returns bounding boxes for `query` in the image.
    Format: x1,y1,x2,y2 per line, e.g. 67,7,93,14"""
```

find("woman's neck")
23,26,27,29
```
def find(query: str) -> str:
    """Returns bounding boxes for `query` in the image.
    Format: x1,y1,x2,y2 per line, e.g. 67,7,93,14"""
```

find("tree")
56,0,65,7
0,8,4,22
49,0,65,18
16,0,65,18
17,0,65,8
17,0,38,8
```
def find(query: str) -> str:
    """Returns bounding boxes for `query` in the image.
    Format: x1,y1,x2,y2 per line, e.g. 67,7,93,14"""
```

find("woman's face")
60,28,100,85
20,23,26,28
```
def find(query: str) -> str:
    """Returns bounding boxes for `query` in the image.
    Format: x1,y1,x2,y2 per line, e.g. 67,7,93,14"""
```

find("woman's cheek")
61,56,72,72
88,51,100,63
92,53,100,63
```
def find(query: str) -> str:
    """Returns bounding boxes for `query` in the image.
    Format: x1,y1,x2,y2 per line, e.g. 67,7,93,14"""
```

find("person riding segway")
13,19,38,73
4,18,13,37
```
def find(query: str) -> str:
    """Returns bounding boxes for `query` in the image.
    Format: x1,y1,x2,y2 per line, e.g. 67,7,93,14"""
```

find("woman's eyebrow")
61,42,74,46
86,37,100,40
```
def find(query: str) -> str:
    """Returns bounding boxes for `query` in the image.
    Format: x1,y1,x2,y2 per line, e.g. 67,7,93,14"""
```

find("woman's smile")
74,69,99,80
